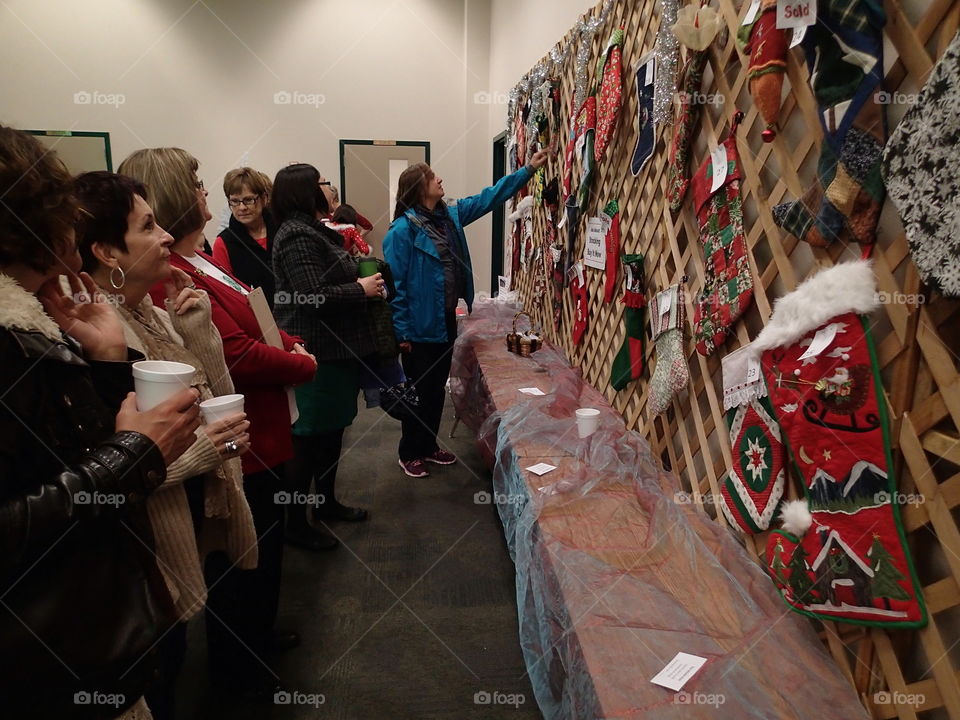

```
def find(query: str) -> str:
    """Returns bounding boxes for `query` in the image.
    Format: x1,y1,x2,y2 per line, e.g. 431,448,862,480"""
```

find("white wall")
0,0,596,293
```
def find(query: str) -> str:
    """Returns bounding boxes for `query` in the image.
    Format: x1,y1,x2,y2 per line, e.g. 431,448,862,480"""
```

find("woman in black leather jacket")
0,125,201,720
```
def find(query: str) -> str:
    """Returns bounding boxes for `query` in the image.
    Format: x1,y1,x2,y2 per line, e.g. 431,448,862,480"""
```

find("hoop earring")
109,265,126,290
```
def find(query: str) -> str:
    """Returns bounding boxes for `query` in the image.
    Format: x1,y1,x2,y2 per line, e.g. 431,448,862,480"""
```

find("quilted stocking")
602,200,621,303
648,284,690,415
610,254,647,390
754,261,926,628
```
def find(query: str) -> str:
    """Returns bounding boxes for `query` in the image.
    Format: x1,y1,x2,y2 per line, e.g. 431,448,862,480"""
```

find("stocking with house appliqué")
717,343,786,533
772,0,887,247
754,260,926,627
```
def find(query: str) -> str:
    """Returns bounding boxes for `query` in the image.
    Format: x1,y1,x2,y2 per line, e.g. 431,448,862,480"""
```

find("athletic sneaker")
399,458,429,477
424,449,457,465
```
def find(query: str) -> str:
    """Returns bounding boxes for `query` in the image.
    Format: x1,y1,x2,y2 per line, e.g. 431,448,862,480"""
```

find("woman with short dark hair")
271,163,383,549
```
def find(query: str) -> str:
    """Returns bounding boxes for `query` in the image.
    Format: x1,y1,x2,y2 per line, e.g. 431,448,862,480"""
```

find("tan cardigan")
114,291,258,620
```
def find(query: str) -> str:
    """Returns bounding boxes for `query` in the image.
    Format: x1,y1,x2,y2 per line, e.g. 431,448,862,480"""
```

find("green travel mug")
358,258,379,278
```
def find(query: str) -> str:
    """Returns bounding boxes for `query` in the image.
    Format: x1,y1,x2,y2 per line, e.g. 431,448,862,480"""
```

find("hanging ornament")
653,0,681,124
672,3,722,51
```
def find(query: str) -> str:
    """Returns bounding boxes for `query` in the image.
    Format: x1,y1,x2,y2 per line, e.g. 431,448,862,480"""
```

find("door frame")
338,139,431,205
490,131,508,294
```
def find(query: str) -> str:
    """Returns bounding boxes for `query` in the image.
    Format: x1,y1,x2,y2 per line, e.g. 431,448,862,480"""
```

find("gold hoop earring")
109,265,126,290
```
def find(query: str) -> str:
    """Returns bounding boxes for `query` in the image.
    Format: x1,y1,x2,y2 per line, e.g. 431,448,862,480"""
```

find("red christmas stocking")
594,27,624,163
609,254,646,390
666,50,709,213
601,200,621,303
755,261,926,628
570,264,589,346
718,343,786,533
690,113,754,356
737,0,788,142
563,96,597,211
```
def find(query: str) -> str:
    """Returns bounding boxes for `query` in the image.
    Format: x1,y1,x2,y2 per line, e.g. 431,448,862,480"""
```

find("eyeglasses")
228,195,260,208
195,179,205,191
318,180,331,186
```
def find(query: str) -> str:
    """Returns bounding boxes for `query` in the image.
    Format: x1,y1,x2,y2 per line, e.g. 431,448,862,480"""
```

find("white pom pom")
779,500,812,536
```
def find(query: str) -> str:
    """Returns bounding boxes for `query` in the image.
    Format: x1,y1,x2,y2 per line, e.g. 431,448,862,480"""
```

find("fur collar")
752,260,878,354
0,274,63,341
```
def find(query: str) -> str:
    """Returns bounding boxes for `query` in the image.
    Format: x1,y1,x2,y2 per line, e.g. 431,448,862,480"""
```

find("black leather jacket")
0,325,175,719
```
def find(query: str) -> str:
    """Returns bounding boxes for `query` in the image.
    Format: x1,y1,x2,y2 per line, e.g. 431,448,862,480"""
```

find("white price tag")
658,289,672,318
776,0,816,29
576,262,585,286
798,324,838,361
646,57,655,86
518,387,546,396
710,144,728,193
526,462,557,476
625,264,635,288
789,24,807,47
651,652,709,692
742,0,761,25
746,355,762,384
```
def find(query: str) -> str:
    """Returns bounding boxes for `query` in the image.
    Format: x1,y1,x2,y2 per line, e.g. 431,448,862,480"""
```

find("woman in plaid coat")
272,164,384,551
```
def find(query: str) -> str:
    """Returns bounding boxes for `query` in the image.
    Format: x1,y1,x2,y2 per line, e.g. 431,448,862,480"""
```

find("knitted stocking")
594,28,625,163
610,254,647,390
648,284,690,415
737,0,788,142
691,114,753,356
666,50,709,212
718,343,786,533
631,53,657,176
882,31,960,298
755,261,926,628
772,0,886,247
601,200,621,303
570,264,589,346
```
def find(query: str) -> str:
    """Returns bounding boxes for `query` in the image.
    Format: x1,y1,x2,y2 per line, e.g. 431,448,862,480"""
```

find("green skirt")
292,359,359,436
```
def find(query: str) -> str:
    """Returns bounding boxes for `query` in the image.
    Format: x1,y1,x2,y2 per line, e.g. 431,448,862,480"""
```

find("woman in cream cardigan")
74,171,258,720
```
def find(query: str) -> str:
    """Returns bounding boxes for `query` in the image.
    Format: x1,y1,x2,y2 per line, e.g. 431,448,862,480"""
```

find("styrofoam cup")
132,360,196,411
199,394,245,424
575,407,601,438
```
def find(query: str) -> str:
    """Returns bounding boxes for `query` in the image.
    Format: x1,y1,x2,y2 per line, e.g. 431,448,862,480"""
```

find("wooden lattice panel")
509,0,960,717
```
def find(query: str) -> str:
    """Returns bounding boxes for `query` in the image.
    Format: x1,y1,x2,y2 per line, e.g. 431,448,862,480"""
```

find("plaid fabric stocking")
754,261,926,628
691,114,754,356
772,0,886,247
594,28,625,163
717,343,786,533
648,284,690,415
602,200,621,303
737,0,788,141
666,50,709,212
570,265,589,346
610,254,647,390
631,53,656,176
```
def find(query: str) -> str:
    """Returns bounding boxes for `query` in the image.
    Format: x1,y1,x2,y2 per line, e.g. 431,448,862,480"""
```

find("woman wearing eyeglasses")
212,168,279,308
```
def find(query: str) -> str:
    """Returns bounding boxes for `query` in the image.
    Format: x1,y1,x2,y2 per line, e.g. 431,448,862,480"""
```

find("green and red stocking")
754,260,926,628
718,343,786,533
610,254,647,390
691,113,754,356
737,0,788,142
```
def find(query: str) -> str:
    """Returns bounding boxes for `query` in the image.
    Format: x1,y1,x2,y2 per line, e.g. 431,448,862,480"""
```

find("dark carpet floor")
178,399,541,719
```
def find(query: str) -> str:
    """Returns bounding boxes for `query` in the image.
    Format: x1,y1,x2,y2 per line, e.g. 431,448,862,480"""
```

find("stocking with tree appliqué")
648,284,690,415
691,112,754,356
717,343,786,533
754,261,926,628
610,254,647,391
772,0,887,247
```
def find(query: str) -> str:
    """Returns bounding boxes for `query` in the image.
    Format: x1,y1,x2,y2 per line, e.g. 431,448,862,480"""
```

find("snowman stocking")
601,200,621,303
718,343,786,533
755,260,926,628
631,52,657,176
648,284,690,416
691,113,754,356
610,254,647,391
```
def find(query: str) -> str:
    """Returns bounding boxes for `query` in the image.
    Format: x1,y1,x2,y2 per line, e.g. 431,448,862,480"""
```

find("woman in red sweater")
118,147,316,701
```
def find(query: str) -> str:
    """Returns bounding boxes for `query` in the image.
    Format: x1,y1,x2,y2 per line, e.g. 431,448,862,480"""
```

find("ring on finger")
225,439,239,453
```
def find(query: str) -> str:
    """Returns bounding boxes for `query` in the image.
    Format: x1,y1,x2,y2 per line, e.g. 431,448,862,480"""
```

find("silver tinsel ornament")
573,0,615,111
653,0,680,125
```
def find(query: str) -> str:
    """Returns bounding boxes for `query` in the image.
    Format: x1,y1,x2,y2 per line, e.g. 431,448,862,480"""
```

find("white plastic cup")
575,408,601,438
199,394,245,424
132,360,196,411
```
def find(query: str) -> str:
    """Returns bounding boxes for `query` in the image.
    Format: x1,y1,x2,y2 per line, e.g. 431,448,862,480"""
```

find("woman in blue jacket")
384,150,547,477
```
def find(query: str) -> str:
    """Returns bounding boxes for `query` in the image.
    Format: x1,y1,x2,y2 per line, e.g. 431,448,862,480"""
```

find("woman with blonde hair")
119,148,315,700
74,170,258,719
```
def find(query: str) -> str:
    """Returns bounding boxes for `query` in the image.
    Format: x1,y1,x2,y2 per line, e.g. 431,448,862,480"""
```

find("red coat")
150,252,316,475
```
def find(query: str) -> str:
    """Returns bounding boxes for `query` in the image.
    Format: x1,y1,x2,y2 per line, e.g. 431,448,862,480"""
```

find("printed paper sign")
584,217,606,270
498,275,511,293
651,652,709,692
776,0,816,29
710,144,728,193
526,462,557,476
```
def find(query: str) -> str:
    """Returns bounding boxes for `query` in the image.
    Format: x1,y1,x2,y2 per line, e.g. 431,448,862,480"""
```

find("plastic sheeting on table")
450,300,870,720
